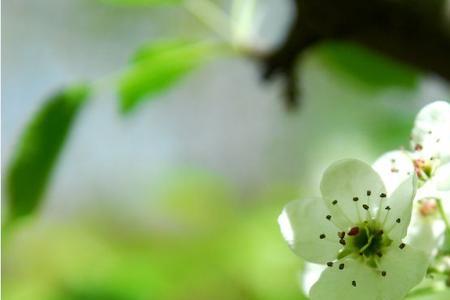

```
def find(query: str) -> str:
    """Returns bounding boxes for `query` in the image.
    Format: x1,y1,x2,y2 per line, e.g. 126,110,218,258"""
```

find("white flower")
373,101,450,255
279,159,429,300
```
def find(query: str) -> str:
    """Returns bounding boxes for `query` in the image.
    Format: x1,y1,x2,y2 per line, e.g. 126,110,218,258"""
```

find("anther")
381,271,387,277
380,193,387,198
399,243,406,249
362,204,369,210
396,218,401,223
338,231,345,239
339,263,345,270
385,206,391,210
376,252,383,258
339,239,346,246
327,262,333,267
319,234,326,239
348,227,359,236
366,190,371,196
332,200,338,205
326,215,332,220
353,197,359,202
352,280,356,287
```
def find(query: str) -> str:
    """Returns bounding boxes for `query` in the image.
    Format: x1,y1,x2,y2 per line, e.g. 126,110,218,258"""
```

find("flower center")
418,198,438,217
413,159,434,183
338,220,392,266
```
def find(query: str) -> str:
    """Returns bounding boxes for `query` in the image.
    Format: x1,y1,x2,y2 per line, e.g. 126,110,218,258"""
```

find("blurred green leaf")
318,42,419,90
119,40,219,113
6,86,90,221
100,0,181,6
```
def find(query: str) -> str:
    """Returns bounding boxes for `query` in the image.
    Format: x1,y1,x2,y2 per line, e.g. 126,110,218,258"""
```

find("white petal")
411,101,450,162
378,245,429,300
434,163,450,191
372,150,414,195
310,259,381,300
378,175,417,241
415,179,449,203
302,263,326,296
405,211,446,257
320,159,386,224
278,198,342,264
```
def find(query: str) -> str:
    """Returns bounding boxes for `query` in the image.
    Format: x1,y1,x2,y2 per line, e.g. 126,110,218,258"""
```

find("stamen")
399,243,406,249
375,193,388,221
352,280,356,287
338,231,345,239
381,206,391,226
362,203,372,219
327,262,333,267
381,271,387,277
332,200,338,205
319,234,326,239
324,213,345,230
339,263,345,270
353,196,362,222
339,239,346,246
348,227,359,236
396,218,401,223
366,190,374,218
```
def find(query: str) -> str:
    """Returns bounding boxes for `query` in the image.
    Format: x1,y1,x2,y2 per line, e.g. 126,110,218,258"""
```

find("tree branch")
263,0,450,107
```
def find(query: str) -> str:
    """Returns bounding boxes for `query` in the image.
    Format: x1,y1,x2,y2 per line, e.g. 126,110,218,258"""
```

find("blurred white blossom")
373,101,450,255
231,0,295,54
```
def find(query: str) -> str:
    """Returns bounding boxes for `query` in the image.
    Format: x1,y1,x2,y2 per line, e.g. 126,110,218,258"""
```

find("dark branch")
263,0,450,107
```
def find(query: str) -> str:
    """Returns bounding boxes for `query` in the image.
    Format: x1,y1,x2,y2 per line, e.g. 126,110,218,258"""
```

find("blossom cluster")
278,101,450,300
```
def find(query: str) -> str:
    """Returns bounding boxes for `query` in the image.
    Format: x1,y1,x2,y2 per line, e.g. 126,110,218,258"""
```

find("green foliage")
100,0,181,6
119,40,219,113
318,42,419,90
6,86,90,222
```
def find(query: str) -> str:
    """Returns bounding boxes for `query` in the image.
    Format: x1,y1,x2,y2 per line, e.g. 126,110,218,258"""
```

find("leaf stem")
436,198,450,233
184,0,231,43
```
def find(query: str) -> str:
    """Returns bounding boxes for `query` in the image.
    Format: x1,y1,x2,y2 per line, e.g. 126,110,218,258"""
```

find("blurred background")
2,0,450,299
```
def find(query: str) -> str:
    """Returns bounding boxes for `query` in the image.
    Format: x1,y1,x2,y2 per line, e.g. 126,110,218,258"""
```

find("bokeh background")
2,0,450,299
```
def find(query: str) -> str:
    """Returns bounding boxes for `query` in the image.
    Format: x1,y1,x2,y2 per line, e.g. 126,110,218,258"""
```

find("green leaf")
318,41,419,90
99,0,181,6
119,40,219,113
6,85,90,222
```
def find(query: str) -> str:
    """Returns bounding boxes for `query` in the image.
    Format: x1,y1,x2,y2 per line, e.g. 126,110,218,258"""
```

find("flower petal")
302,263,326,296
278,197,342,264
411,101,450,162
320,159,386,224
372,150,414,195
310,259,381,300
405,211,446,257
378,175,417,241
378,245,429,300
434,162,450,191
